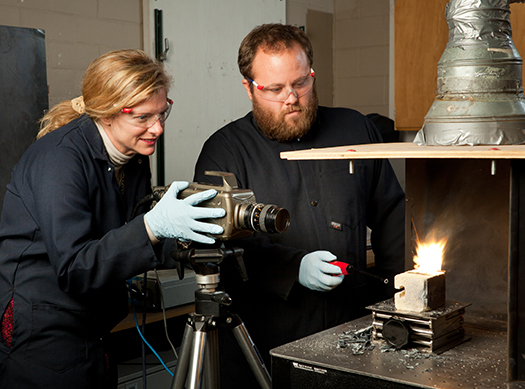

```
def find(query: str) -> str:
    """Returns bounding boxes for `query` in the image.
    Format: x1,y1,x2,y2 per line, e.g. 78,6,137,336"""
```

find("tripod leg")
230,315,272,389
186,330,205,389
202,327,220,388
171,317,211,389
171,321,193,389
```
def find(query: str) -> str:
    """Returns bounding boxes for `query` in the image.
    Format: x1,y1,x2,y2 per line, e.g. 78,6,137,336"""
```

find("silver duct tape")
437,64,523,94
424,97,525,118
447,0,510,17
416,0,525,146
414,121,525,146
446,0,513,48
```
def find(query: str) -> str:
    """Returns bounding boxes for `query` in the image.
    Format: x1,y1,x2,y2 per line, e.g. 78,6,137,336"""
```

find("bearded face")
252,85,319,142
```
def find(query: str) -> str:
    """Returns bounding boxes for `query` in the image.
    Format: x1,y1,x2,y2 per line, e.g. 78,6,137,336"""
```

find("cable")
127,279,174,377
126,187,174,381
154,268,179,359
141,271,147,389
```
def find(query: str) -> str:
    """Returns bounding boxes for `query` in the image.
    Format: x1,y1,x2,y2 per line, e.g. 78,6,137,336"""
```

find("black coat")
194,107,405,385
0,116,171,388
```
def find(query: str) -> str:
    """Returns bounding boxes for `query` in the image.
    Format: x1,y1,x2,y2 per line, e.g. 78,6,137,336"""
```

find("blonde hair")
37,49,172,139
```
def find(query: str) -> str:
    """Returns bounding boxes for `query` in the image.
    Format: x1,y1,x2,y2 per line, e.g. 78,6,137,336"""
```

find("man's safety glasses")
248,69,315,103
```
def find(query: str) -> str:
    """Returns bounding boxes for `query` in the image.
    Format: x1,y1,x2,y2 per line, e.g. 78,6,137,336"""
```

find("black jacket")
0,116,171,388
194,107,405,384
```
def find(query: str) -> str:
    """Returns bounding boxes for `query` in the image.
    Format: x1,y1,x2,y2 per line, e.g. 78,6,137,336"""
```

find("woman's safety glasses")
120,98,173,129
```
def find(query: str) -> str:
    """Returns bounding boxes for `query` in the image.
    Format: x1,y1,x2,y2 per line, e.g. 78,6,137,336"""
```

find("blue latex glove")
298,250,344,292
144,181,226,244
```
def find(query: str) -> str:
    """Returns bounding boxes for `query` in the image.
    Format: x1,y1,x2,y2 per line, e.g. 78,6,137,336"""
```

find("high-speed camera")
177,171,290,240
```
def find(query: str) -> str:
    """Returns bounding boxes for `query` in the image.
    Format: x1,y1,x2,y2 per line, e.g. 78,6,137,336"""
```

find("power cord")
154,268,179,359
126,188,178,383
127,279,174,378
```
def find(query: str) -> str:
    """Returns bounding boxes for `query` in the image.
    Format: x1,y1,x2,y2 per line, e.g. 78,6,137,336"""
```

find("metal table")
271,315,525,388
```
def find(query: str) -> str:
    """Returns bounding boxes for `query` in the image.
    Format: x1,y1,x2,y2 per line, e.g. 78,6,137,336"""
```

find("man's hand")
298,250,344,292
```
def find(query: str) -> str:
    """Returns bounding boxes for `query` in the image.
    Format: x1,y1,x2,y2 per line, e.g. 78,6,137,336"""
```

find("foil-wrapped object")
414,0,525,146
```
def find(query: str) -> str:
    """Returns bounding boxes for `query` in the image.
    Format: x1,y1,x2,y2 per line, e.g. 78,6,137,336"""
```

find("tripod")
169,246,271,389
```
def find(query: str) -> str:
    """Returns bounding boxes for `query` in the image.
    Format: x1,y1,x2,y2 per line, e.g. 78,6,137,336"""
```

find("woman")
0,49,224,388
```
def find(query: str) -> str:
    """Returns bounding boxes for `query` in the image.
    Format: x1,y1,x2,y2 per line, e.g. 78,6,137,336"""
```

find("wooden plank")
510,3,525,58
280,142,525,160
394,0,449,132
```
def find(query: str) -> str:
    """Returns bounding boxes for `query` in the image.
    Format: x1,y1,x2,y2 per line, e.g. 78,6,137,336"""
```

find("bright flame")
413,238,447,273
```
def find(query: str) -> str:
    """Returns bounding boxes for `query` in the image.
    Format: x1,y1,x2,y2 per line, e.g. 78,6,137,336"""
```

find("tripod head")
171,244,247,317
171,243,248,285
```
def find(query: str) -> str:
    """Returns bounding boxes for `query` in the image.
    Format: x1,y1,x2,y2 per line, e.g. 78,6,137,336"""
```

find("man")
193,23,405,387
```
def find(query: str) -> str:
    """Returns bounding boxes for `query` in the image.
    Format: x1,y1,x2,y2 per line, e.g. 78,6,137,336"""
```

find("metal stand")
170,248,271,389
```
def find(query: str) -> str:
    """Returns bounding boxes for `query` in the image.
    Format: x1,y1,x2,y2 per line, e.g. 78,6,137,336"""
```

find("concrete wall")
287,0,333,28
0,0,394,125
333,0,390,118
0,0,143,108
332,0,407,188
305,9,334,107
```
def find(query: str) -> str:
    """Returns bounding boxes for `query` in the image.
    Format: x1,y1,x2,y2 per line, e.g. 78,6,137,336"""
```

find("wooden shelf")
111,303,195,333
280,142,525,160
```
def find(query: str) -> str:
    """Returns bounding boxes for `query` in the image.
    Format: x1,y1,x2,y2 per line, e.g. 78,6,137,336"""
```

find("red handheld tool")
331,261,351,275
330,261,389,284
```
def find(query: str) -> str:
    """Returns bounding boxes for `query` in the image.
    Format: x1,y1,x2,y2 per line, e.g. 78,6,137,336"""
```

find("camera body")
177,171,290,240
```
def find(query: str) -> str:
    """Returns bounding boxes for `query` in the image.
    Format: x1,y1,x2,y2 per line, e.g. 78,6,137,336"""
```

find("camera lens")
238,203,290,234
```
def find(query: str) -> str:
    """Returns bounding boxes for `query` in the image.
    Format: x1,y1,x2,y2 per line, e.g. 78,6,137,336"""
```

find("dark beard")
252,87,318,142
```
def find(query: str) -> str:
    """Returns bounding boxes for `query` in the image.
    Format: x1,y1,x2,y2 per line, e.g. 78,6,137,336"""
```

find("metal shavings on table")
337,325,375,355
337,326,447,370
